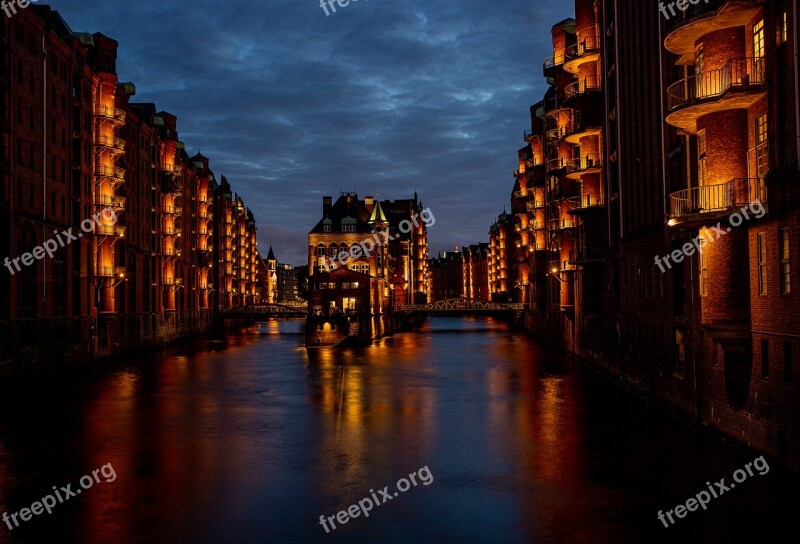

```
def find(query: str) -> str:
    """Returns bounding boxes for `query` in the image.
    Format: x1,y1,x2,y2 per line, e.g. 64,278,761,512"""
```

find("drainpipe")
794,0,800,165
42,35,47,302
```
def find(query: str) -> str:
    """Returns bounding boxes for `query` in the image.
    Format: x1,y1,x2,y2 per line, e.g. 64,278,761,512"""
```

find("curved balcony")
543,49,567,76
567,193,605,215
95,224,126,238
564,33,601,74
526,199,546,212
94,165,126,185
546,157,569,172
93,105,126,125
664,1,765,64
94,265,126,279
95,194,126,209
523,129,541,142
565,111,603,145
548,217,577,230
566,153,603,180
666,57,766,133
564,75,602,102
93,135,126,154
668,177,766,227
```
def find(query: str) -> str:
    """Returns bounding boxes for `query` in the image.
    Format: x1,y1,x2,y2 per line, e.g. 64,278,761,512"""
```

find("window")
779,11,788,44
784,342,793,382
755,115,768,180
328,282,336,289
323,223,331,232
697,130,707,187
695,45,707,98
781,228,791,294
753,19,765,58
699,249,708,297
320,282,327,290
761,339,769,378
342,282,350,289
316,244,325,257
757,232,767,294
328,244,338,257
351,282,359,289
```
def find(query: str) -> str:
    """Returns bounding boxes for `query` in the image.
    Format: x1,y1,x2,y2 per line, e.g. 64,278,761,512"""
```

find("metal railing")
94,165,126,181
94,265,126,278
95,194,126,208
566,153,603,174
565,75,603,99
94,135,126,152
667,57,766,111
565,33,600,60
548,217,576,230
567,192,604,209
546,157,568,171
664,0,727,32
93,105,126,123
543,49,566,71
669,177,766,219
95,224,126,237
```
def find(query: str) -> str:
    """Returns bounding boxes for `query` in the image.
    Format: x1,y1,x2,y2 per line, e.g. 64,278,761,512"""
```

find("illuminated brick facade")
0,6,265,370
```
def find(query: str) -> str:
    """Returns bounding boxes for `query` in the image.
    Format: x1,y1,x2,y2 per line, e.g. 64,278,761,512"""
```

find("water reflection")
0,317,796,544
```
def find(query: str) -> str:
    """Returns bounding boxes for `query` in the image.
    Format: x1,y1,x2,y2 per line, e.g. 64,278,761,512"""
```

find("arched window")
328,243,338,257
316,244,325,257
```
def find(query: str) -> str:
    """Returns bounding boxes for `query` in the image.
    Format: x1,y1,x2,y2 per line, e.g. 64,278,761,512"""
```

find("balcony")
526,200,546,212
523,129,541,142
567,193,604,215
162,205,183,215
94,265,126,279
95,194,126,209
569,247,605,265
94,135,126,154
564,33,601,74
95,224,126,237
664,1,765,63
548,217,577,230
93,105,126,124
564,75,602,102
551,258,577,272
94,165,126,184
543,49,567,76
666,57,766,133
546,157,569,173
566,153,604,179
668,177,766,226
565,111,603,145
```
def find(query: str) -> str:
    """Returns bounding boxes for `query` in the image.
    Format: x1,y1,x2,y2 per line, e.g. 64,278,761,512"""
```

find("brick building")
0,6,265,371
429,243,490,301
487,0,800,466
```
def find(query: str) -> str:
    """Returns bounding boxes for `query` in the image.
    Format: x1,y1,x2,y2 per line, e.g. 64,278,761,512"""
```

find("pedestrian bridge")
221,303,307,318
397,298,526,315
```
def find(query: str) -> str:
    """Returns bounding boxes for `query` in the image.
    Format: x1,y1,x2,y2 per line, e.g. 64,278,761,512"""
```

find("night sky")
43,0,571,265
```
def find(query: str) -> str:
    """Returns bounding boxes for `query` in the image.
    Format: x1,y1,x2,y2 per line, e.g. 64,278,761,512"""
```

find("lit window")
784,12,789,44
351,282,359,289
697,130,707,187
328,282,336,289
754,19,765,58
755,115,768,180
320,283,327,290
342,282,350,289
757,232,767,294
781,227,791,294
699,250,708,297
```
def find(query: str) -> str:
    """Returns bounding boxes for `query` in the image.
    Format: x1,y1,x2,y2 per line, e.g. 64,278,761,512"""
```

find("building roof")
267,246,276,261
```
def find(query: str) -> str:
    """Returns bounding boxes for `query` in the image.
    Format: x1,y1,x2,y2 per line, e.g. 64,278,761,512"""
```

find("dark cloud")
44,0,571,263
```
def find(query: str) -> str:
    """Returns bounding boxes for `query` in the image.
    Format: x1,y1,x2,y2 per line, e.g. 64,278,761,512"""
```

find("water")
0,317,796,543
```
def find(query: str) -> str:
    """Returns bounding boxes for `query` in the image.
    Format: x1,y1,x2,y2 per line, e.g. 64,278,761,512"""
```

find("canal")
0,317,797,544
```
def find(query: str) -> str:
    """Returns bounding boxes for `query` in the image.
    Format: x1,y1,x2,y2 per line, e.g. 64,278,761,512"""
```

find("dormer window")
342,216,357,232
323,224,331,232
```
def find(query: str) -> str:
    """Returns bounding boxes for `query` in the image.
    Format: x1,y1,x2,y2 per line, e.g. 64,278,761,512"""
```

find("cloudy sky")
43,0,571,264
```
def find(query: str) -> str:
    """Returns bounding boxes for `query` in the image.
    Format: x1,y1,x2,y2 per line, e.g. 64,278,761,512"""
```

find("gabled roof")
368,201,387,223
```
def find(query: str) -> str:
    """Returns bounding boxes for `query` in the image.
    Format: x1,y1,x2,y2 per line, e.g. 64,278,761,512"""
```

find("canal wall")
0,311,220,379
523,309,800,471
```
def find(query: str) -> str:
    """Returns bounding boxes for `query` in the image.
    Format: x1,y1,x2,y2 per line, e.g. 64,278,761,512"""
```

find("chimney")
364,196,374,212
323,196,332,216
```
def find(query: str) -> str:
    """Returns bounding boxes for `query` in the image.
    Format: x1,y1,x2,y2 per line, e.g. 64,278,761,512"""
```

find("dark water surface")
0,317,797,544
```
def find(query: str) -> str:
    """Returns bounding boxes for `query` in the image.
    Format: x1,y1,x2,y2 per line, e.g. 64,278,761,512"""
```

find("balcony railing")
546,157,568,172
94,165,126,182
664,0,727,32
669,178,766,220
526,200,546,211
548,218,577,230
566,153,603,174
667,57,766,111
565,75,603,100
543,49,566,72
524,129,540,142
565,33,600,61
95,224,126,237
95,194,126,208
94,265,126,278
93,105,126,124
94,135,126,153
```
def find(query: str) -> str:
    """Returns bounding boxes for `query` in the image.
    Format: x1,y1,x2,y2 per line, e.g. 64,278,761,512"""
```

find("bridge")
397,298,526,316
220,302,307,318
